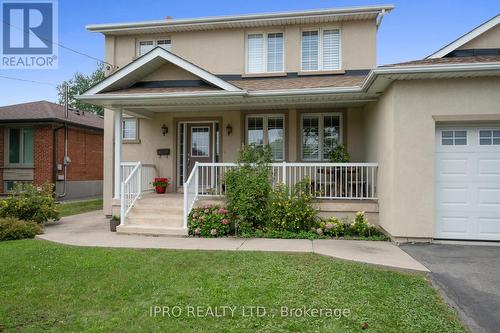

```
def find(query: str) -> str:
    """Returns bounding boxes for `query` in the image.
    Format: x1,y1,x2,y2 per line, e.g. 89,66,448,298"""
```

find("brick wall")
54,126,104,181
33,124,54,185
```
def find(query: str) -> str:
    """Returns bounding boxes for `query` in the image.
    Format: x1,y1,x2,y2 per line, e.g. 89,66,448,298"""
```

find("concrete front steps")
116,193,188,236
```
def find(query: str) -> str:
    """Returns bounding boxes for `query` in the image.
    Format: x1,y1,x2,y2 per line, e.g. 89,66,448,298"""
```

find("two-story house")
79,7,500,242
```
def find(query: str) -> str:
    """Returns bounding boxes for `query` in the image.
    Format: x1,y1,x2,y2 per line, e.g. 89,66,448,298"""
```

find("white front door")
435,126,500,240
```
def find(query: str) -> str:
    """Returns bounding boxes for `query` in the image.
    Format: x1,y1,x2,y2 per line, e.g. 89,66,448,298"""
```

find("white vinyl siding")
246,33,284,73
301,113,342,160
246,115,285,160
302,29,341,71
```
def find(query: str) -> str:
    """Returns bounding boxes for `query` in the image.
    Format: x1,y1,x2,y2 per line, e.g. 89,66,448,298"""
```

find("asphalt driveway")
401,244,500,333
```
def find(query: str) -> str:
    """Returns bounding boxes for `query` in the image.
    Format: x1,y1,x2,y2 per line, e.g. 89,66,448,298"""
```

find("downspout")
376,9,386,31
52,125,64,195
58,84,70,198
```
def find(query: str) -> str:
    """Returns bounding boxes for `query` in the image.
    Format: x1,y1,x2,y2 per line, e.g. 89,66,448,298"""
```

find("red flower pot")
155,186,167,194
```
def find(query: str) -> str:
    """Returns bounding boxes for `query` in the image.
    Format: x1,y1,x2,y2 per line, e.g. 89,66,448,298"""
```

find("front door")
186,123,213,177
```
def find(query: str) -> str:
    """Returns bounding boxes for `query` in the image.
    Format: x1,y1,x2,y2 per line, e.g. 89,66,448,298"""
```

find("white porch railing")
120,162,158,225
183,162,378,227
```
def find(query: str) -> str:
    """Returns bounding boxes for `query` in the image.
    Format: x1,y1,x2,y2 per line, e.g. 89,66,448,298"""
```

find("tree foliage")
57,64,105,116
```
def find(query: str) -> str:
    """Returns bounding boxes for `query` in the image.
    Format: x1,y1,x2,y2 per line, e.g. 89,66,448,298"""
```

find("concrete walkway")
38,211,428,273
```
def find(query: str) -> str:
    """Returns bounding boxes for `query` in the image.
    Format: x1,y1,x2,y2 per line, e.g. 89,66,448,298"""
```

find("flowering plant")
188,205,232,237
152,177,170,187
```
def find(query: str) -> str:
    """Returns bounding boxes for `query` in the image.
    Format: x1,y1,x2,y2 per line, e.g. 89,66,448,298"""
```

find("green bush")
328,144,350,163
224,145,272,233
0,183,60,224
188,205,232,237
319,217,345,237
0,217,43,241
267,180,318,233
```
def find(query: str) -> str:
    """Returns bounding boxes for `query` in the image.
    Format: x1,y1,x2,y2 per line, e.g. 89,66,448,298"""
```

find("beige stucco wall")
364,77,500,239
105,19,376,75
458,23,500,50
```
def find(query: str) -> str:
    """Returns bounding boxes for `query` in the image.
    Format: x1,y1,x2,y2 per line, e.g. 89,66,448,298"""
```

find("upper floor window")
301,29,341,71
7,128,34,165
122,118,138,141
246,33,284,74
138,39,171,56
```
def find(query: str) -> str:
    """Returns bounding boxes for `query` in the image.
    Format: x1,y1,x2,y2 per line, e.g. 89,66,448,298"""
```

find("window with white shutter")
247,34,265,73
322,30,340,70
246,33,284,73
302,29,341,71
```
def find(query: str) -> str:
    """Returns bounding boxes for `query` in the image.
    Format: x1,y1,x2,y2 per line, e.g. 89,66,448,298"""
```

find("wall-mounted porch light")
161,124,168,136
226,124,232,136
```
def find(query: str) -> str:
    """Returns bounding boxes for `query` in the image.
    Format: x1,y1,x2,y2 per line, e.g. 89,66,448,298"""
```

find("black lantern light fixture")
161,124,168,136
226,123,232,136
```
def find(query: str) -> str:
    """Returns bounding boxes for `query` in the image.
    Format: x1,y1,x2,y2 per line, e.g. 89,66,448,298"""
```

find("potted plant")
110,215,120,232
152,177,170,194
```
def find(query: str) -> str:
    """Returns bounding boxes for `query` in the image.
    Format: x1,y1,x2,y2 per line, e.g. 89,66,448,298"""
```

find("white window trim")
300,27,342,72
245,114,286,161
137,38,172,56
440,129,468,146
245,31,285,74
5,127,34,167
122,118,139,141
479,129,500,146
300,112,343,161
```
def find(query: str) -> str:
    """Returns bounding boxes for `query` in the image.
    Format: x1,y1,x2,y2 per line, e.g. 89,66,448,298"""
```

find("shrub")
188,205,232,237
319,217,345,237
0,217,43,241
328,144,350,163
350,211,370,236
224,145,272,233
267,180,318,233
0,183,60,224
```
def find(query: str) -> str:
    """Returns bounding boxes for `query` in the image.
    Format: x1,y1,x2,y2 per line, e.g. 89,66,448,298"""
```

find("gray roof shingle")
0,100,104,130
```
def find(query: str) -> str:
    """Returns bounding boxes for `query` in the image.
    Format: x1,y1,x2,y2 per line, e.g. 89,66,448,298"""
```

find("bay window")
246,32,284,73
301,29,341,71
246,115,285,160
301,113,342,160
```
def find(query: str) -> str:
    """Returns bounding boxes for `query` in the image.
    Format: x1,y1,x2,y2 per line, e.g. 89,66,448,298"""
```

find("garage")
435,126,500,240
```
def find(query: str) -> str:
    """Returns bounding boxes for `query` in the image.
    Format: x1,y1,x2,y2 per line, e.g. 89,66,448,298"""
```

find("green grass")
57,199,103,217
0,240,466,333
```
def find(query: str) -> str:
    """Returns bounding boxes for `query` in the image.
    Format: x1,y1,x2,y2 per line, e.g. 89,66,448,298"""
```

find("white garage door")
435,126,500,240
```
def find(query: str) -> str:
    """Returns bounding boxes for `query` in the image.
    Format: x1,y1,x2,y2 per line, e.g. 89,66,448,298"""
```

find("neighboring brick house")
0,101,104,200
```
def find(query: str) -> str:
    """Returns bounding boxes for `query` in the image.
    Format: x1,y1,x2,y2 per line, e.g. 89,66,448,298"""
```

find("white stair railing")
183,162,199,228
120,162,158,226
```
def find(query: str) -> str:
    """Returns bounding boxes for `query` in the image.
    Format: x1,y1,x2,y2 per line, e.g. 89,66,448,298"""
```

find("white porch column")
113,109,122,199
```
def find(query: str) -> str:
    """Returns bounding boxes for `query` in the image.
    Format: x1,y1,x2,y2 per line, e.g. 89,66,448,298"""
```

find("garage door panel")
478,217,500,238
435,126,500,241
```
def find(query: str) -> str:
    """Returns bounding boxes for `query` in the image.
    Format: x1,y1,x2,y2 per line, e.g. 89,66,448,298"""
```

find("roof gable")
428,14,500,58
81,47,242,96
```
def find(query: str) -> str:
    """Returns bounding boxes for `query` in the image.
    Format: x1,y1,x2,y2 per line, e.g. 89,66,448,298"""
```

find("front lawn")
0,240,465,332
57,199,103,217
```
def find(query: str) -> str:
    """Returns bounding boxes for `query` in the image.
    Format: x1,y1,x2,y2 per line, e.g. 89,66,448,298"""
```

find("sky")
0,0,499,106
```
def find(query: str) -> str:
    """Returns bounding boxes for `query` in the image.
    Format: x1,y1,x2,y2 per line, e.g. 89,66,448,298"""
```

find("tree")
57,64,106,116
